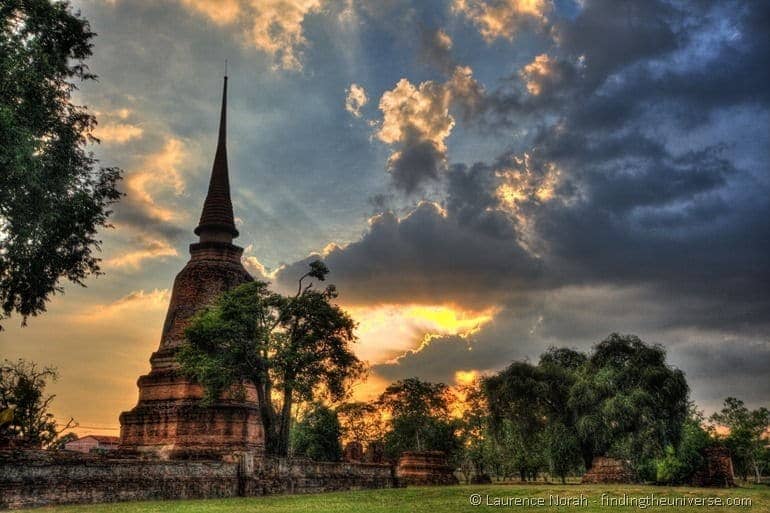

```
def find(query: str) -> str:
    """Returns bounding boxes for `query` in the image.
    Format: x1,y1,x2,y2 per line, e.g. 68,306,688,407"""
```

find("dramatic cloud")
4,0,767,434
273,172,543,310
179,0,241,25
314,0,769,409
452,0,551,42
345,83,368,118
376,66,484,193
117,137,188,236
179,0,322,70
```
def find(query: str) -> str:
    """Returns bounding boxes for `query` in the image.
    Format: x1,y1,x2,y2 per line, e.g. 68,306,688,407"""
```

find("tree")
544,422,581,483
654,407,712,485
710,397,770,483
0,0,123,328
484,361,549,480
337,401,384,447
291,403,343,461
378,378,460,462
569,334,689,471
0,359,75,448
179,261,365,456
456,380,496,482
484,334,690,478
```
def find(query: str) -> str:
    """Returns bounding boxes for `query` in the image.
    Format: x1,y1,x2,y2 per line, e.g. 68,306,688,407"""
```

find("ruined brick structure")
395,451,458,486
690,446,735,487
581,456,635,484
119,76,263,459
0,450,395,510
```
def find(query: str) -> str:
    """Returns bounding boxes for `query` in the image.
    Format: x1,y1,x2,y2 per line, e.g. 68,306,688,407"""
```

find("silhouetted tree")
179,261,365,456
379,378,460,461
0,359,76,447
0,0,122,328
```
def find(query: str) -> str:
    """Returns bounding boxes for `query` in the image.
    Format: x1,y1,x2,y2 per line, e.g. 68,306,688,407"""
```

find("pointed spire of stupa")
194,72,239,240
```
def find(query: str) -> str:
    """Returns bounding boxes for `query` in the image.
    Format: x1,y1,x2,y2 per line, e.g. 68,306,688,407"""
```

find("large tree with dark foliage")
485,334,689,475
0,0,122,328
179,262,365,456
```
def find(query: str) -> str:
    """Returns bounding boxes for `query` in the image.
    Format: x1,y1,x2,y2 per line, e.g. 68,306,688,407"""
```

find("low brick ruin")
0,450,395,510
581,456,635,484
690,446,735,487
395,451,458,486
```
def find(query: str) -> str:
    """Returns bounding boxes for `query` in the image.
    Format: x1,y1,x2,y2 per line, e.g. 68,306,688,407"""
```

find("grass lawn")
20,484,769,512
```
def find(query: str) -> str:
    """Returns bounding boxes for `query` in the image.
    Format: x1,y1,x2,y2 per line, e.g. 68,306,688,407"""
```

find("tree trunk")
255,380,277,454
275,387,293,457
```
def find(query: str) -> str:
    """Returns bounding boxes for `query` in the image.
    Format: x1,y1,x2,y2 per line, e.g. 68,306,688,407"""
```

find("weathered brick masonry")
118,75,263,459
0,451,395,510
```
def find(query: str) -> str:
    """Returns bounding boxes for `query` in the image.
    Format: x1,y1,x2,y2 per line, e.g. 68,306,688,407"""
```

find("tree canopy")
179,261,365,456
378,378,460,461
484,334,689,475
0,0,122,328
710,397,770,483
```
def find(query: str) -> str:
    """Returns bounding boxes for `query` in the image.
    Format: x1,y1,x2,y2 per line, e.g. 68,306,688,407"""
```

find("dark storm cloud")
274,0,770,411
52,0,767,416
274,192,543,308
671,339,770,411
387,132,446,195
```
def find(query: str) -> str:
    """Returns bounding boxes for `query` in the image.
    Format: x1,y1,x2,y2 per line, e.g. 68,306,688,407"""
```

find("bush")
653,416,711,484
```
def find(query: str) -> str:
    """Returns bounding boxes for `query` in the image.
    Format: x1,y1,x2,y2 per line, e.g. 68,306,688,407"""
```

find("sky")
1,0,768,436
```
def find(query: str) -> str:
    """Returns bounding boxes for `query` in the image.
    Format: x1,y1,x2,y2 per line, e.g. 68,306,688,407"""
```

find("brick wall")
0,450,395,510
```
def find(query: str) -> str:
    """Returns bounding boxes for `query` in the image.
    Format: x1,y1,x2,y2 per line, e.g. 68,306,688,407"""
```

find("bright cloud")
346,303,498,364
95,122,143,144
123,137,187,223
452,0,551,41
378,78,454,150
345,83,368,118
179,0,322,70
495,155,561,208
180,0,242,25
376,66,483,192
520,53,554,95
72,289,170,323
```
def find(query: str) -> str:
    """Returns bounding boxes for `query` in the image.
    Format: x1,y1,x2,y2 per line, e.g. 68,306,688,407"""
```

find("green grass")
22,484,769,512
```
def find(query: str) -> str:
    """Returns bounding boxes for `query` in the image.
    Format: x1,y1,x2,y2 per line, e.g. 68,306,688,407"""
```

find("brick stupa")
119,76,264,459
